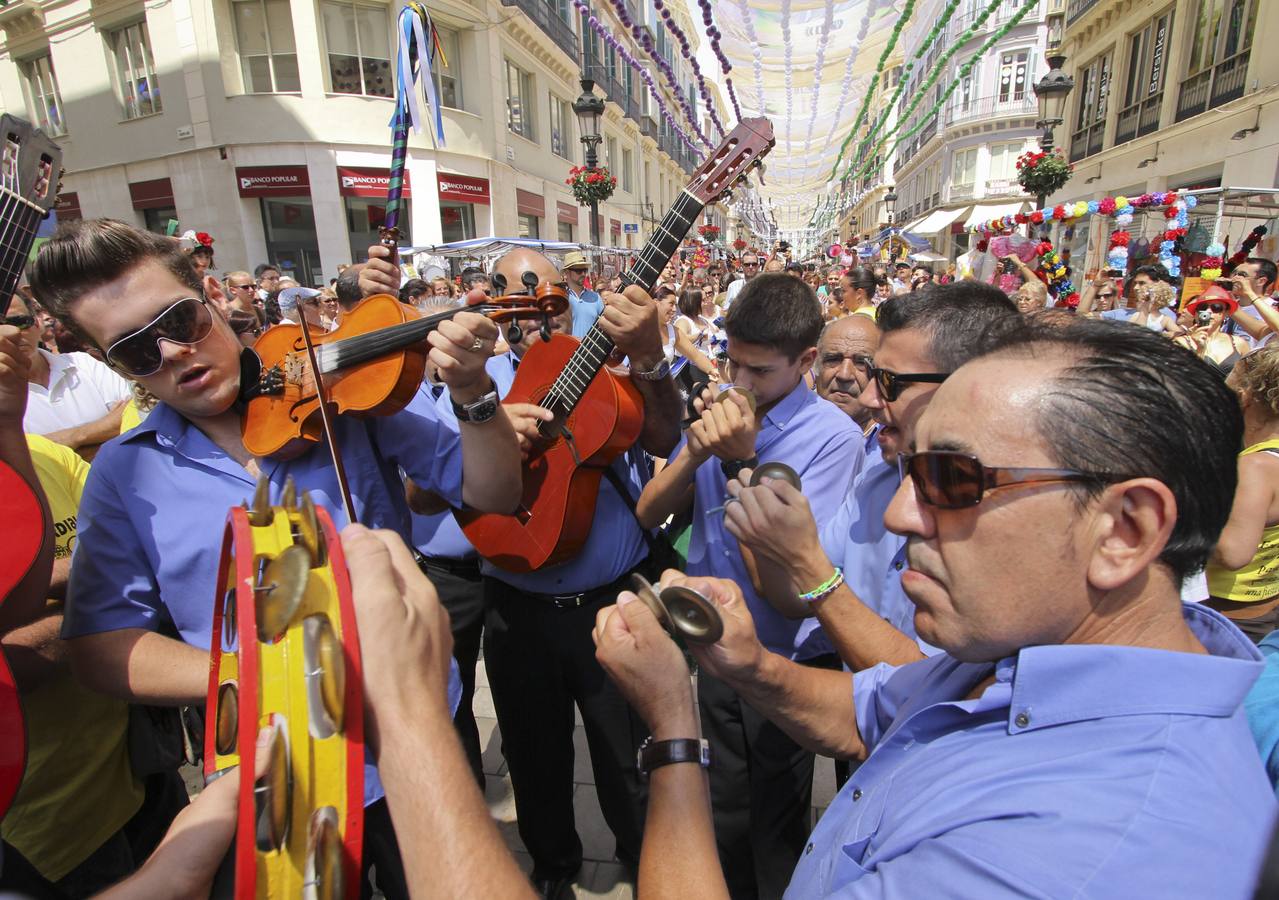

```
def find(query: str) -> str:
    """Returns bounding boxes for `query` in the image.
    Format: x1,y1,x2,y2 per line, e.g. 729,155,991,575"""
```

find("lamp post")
883,185,898,262
1032,54,1075,213
573,77,606,249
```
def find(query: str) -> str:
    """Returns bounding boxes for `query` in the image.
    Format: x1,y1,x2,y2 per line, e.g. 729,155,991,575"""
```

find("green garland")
825,0,918,183
845,0,1041,186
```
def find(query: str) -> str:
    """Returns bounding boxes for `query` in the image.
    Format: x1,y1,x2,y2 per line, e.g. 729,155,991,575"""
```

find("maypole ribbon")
384,1,443,245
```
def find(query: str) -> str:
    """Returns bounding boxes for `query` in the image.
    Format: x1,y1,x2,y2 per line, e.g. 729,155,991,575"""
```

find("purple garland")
649,0,726,138
694,0,741,120
596,0,711,147
573,0,700,153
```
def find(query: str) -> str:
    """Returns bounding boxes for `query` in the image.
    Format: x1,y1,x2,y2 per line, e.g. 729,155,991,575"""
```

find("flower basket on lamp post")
1016,149,1073,202
566,165,617,207
697,224,721,244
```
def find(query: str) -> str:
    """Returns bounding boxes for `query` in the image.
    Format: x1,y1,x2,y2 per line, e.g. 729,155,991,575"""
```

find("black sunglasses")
105,296,214,377
898,450,1122,510
855,360,949,401
2,314,34,329
229,283,256,291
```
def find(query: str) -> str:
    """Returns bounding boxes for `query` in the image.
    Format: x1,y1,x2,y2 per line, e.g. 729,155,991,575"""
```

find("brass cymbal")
304,615,345,736
296,492,327,566
254,719,292,852
714,385,757,413
214,681,238,757
303,808,343,900
255,545,312,643
629,573,673,632
659,585,725,645
750,462,801,490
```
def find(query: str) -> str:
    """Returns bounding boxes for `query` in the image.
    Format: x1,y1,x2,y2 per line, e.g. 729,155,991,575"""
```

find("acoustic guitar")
0,113,63,817
458,117,775,572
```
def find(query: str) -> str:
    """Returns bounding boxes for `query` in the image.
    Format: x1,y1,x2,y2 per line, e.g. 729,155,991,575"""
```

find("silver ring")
724,496,742,508
470,337,483,352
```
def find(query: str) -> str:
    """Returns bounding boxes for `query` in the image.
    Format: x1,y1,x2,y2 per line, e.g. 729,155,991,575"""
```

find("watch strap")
720,456,760,481
637,736,711,780
451,379,498,422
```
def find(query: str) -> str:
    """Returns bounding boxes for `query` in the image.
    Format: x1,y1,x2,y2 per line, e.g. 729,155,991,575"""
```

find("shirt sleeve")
62,452,166,638
372,387,464,508
818,470,861,569
79,353,133,406
802,426,863,526
851,662,902,753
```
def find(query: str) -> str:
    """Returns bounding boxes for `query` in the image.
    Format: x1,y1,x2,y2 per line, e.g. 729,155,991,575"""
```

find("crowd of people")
1,216,1279,900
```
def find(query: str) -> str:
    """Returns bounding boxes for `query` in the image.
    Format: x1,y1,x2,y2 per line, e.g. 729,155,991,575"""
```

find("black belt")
413,551,482,578
509,557,650,610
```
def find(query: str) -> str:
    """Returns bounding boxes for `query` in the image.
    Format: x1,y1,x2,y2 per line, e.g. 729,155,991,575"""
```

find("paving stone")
572,724,594,785
472,684,496,719
573,783,617,863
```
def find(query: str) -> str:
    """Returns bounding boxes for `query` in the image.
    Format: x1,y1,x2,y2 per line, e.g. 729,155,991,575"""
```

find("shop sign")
437,172,491,204
237,166,311,198
338,167,412,199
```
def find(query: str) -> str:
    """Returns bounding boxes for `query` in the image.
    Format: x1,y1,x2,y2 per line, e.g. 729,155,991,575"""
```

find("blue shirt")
411,354,519,560
568,288,604,339
787,603,1275,898
1246,629,1279,792
678,382,861,659
818,455,938,654
1100,306,1175,327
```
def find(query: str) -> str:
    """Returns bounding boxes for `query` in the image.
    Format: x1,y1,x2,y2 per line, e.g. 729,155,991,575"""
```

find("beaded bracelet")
798,568,844,604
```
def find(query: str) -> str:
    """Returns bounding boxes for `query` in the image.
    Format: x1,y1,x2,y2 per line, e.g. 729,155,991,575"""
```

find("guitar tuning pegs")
506,322,524,345
521,271,539,294
491,273,508,294
281,477,297,510
540,319,552,343
247,475,273,526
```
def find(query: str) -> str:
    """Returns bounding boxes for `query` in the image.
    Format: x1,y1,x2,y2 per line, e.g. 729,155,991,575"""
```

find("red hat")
1185,284,1238,317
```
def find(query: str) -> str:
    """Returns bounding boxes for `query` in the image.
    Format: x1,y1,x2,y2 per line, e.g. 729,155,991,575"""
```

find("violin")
240,282,568,459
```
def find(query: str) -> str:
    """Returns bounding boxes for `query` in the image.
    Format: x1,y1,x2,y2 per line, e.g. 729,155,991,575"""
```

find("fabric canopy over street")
867,226,931,250
399,238,639,258
963,201,1030,229
910,207,972,236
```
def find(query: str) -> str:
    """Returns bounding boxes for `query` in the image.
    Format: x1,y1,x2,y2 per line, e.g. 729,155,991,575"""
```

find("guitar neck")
543,190,705,415
0,186,48,314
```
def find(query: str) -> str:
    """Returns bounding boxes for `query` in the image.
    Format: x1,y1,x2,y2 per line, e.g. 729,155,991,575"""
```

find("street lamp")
573,77,606,249
1033,54,1076,211
883,186,898,262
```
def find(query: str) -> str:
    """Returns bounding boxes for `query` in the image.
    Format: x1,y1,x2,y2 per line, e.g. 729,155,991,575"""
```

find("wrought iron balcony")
1114,93,1163,145
1070,120,1105,161
949,182,976,202
944,93,1038,128
501,0,579,62
1176,49,1250,123
1066,0,1100,27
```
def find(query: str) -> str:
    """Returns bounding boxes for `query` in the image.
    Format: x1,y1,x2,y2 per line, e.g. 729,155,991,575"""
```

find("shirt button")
893,561,903,571
805,843,813,855
1015,711,1031,728
852,788,863,801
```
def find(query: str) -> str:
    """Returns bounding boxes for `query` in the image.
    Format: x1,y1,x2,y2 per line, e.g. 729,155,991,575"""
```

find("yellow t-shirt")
1,435,144,882
119,398,141,434
852,304,879,321
1207,439,1279,603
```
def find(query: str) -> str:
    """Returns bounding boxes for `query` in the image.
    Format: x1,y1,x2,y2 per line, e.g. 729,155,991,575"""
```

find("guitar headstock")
685,117,775,207
0,114,62,217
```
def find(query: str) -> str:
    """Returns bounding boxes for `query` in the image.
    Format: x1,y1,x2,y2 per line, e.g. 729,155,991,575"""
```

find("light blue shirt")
818,453,938,654
568,288,604,339
66,393,467,805
411,354,519,560
787,603,1275,899
678,382,861,659
1246,629,1279,792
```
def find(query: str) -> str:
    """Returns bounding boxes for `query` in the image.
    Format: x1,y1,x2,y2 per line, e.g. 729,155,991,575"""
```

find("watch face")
466,397,498,423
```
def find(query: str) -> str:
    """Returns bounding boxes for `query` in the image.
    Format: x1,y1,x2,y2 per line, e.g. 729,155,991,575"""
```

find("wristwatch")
636,736,711,780
451,380,499,424
633,357,672,381
720,456,759,481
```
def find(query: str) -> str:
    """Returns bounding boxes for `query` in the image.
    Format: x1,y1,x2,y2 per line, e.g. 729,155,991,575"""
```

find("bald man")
814,315,880,440
370,243,683,896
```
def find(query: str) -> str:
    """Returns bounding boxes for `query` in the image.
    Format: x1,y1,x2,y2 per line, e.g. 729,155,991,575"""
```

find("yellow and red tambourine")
205,476,364,899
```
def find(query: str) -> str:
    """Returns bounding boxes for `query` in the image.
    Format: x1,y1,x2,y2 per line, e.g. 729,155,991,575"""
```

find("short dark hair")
1125,264,1178,299
29,218,202,345
841,267,877,295
971,316,1241,582
460,267,489,291
678,289,704,319
1246,257,1278,289
254,263,280,278
335,267,364,310
724,273,822,360
398,278,430,304
877,282,1018,372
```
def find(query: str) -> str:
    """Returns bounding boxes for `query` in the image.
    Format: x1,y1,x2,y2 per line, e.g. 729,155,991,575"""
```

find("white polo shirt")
23,349,132,436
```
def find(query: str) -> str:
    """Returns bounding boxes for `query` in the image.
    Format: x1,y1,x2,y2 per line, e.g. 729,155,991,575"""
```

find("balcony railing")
501,0,578,61
949,182,976,202
1066,0,1100,26
944,93,1039,128
1114,92,1163,144
984,178,1023,196
950,0,1040,42
1070,120,1105,161
1176,49,1250,122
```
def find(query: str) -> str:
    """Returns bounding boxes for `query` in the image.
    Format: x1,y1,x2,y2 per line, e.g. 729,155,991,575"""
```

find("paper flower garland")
1036,239,1077,307
695,0,741,120
1201,242,1225,279
1225,225,1269,275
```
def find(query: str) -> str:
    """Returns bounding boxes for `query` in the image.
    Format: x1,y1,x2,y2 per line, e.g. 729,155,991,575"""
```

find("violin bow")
297,320,358,525
380,1,444,255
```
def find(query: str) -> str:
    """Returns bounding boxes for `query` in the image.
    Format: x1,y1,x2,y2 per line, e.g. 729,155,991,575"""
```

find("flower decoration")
698,224,722,242
732,238,748,251
1225,226,1269,275
1030,211,1045,225
195,232,214,248
1107,229,1131,272
1014,148,1073,197
566,165,617,206
976,239,989,253
1098,197,1117,216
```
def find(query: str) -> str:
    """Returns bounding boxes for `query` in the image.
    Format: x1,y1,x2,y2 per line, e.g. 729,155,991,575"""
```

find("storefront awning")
963,201,1028,229
910,206,971,236
900,214,929,234
129,178,174,210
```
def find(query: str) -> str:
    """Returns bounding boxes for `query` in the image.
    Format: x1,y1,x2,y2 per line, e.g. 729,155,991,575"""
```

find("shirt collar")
41,347,77,387
1003,603,1263,734
761,379,813,432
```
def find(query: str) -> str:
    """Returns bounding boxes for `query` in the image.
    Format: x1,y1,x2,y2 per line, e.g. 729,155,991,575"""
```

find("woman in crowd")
430,277,455,300
1176,285,1251,375
1208,345,1279,641
839,267,879,319
1128,281,1181,335
1077,273,1122,316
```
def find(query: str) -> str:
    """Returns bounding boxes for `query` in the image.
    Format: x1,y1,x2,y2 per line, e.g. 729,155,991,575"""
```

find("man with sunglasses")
635,273,862,900
723,253,759,309
726,284,1018,672
9,291,132,458
26,219,523,898
592,316,1275,899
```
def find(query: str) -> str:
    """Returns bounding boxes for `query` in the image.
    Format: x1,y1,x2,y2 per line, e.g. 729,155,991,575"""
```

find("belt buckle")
550,592,587,609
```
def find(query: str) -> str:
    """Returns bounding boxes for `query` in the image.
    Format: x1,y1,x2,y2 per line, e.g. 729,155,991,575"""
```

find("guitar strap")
602,459,682,572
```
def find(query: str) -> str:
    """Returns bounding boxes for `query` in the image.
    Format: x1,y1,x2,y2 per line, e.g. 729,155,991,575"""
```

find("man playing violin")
27,219,523,899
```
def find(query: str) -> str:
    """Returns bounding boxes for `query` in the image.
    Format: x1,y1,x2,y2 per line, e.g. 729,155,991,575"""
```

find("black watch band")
636,736,711,780
720,456,759,482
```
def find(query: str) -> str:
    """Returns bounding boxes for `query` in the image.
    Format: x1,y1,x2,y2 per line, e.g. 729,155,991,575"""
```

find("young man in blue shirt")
637,273,861,899
596,316,1276,899
27,219,522,898
562,250,604,339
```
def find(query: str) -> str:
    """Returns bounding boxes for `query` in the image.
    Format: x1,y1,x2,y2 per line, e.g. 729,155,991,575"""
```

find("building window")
506,60,535,140
988,142,1022,182
518,213,540,239
19,54,66,136
953,148,978,186
142,206,178,235
108,22,162,119
606,136,618,173
550,95,573,160
441,203,476,243
997,49,1031,103
1187,0,1257,76
234,0,300,93
1071,51,1112,158
429,26,462,109
323,1,392,97
622,148,634,193
1124,10,1174,106
558,221,574,242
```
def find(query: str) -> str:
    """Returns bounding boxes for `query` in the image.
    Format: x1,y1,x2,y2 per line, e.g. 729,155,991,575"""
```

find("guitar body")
457,334,644,572
242,295,428,459
0,461,43,817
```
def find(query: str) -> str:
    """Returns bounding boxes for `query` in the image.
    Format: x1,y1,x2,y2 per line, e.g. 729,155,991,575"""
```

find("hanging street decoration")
1224,225,1268,275
1035,240,1078,308
1016,149,1074,198
695,0,742,120
649,0,726,138
566,165,618,206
